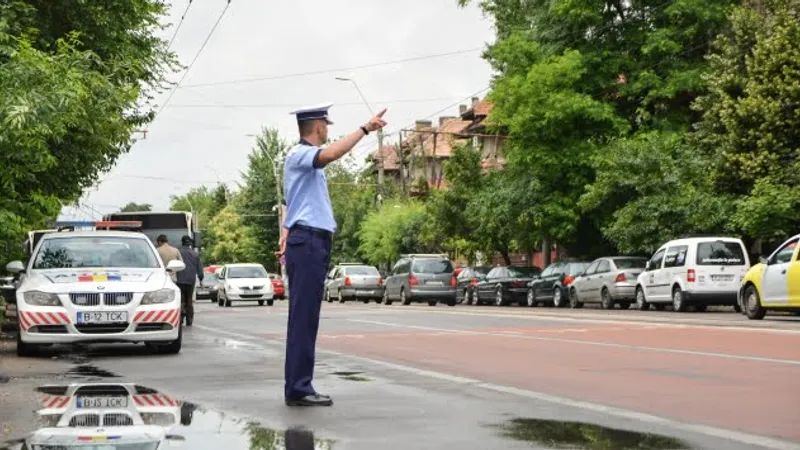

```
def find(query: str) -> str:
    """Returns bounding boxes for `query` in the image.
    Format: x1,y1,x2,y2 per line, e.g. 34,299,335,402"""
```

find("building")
457,97,506,171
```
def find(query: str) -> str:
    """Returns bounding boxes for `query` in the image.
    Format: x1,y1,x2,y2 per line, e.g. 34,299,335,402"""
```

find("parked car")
216,263,275,307
527,261,591,307
324,263,383,303
739,234,799,320
569,257,647,309
383,254,456,306
475,265,542,306
196,271,220,301
455,266,491,305
269,273,286,300
635,237,750,312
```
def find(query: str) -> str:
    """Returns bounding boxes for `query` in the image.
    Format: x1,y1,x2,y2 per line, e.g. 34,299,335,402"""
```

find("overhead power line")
166,96,472,108
178,47,483,89
156,0,233,118
167,0,193,50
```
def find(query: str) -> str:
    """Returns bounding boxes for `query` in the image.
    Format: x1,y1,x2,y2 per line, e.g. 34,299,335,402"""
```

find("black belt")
291,224,333,240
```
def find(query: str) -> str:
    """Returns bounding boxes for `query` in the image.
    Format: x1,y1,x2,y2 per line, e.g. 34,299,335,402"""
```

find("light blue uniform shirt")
283,139,337,233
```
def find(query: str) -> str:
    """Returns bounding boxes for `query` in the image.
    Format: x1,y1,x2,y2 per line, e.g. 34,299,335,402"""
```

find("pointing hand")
365,108,388,132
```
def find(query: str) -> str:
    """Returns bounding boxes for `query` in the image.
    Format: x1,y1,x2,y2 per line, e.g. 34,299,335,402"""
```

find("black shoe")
285,394,333,407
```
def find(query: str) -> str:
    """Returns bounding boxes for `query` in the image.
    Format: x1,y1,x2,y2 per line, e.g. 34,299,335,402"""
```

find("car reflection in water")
1,381,333,450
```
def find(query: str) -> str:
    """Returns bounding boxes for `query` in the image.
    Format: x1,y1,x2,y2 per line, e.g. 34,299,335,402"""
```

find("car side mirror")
759,256,769,265
644,261,652,271
6,261,25,274
166,260,186,272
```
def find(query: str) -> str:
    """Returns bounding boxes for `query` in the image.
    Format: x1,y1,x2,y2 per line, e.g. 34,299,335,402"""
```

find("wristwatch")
360,125,369,135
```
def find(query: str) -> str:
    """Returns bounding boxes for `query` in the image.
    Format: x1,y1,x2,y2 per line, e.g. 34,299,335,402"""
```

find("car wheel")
383,290,392,306
734,298,743,313
552,287,564,308
258,300,265,306
635,287,650,311
464,289,471,305
401,289,411,305
600,288,614,310
569,288,583,309
267,299,274,306
447,296,456,307
672,287,687,312
495,286,506,306
526,289,537,307
744,285,766,320
155,323,182,355
427,300,437,306
326,289,333,303
225,298,232,307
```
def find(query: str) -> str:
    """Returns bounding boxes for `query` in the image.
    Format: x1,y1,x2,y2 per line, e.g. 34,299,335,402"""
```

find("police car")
1,382,189,449
4,221,185,357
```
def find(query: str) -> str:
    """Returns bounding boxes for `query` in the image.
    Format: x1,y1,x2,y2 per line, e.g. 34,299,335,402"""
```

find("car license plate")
711,274,734,283
76,311,128,324
427,281,443,286
77,396,128,408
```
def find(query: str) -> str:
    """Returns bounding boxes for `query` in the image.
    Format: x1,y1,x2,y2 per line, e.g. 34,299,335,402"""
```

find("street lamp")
335,76,385,195
245,132,285,279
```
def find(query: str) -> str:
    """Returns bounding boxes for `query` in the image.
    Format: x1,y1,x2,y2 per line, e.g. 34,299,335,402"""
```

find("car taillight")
687,269,696,283
450,276,457,287
615,273,626,283
377,276,382,286
470,277,478,286
564,275,574,285
344,276,352,286
409,274,418,286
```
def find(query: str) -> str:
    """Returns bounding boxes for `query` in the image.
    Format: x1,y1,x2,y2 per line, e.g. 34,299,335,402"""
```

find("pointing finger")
375,108,387,118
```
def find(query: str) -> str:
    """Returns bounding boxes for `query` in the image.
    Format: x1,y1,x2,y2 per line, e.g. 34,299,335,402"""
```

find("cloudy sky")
60,0,496,220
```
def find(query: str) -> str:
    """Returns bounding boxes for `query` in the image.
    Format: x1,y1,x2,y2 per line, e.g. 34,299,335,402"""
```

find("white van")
635,237,750,312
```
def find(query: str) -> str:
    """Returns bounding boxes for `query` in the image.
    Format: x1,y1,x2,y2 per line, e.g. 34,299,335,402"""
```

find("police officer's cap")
290,102,334,125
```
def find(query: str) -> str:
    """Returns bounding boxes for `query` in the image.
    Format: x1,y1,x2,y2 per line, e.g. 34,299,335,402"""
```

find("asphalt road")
1,300,799,450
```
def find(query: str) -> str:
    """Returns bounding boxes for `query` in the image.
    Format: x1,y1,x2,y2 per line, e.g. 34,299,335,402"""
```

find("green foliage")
205,203,256,264
119,202,152,212
0,0,175,265
358,200,431,267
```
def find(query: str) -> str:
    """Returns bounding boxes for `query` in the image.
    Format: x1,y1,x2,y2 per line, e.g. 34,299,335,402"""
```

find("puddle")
64,364,120,378
331,371,362,376
496,418,691,449
1,381,335,449
340,375,370,382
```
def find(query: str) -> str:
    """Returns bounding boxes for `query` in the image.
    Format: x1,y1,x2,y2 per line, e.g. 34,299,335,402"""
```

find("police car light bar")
48,221,143,229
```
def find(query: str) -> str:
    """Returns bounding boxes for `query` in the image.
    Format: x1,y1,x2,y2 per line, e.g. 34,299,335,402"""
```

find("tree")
205,204,256,264
119,202,152,212
238,128,289,272
693,0,800,240
358,200,431,267
170,186,220,230
0,0,175,264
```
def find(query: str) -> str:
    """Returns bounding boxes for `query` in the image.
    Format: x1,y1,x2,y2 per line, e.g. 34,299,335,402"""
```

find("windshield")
412,259,453,274
508,266,541,277
227,266,268,279
613,258,647,269
139,229,189,249
32,237,160,270
201,272,219,285
567,263,590,275
696,241,746,266
344,266,379,276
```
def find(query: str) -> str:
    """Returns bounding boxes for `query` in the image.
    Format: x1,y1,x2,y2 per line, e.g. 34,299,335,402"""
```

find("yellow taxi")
739,234,800,319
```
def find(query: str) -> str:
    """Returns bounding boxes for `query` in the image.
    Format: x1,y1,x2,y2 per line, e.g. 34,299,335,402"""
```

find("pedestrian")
177,235,204,327
280,102,387,407
156,235,183,284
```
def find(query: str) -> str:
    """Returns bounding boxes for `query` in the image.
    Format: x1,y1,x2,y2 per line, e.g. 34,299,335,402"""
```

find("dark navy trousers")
284,227,331,400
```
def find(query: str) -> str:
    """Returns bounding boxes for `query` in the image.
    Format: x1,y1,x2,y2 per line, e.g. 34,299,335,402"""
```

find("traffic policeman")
281,102,387,407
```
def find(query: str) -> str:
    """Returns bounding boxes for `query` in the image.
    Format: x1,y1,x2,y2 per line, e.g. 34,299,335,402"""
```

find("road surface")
1,301,798,450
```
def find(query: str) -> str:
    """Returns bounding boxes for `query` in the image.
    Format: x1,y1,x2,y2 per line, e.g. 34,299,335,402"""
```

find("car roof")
41,230,148,239
224,263,265,267
662,236,744,246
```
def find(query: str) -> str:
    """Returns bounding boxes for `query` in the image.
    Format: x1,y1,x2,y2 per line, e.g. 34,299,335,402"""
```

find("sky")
59,0,496,221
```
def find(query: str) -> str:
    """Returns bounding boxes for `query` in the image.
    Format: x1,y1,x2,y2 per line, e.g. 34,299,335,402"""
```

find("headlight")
140,412,176,426
23,291,62,306
141,289,176,305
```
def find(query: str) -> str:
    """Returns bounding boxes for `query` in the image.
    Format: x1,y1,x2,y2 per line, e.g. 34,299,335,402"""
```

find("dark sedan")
527,261,591,307
455,266,491,305
475,266,542,306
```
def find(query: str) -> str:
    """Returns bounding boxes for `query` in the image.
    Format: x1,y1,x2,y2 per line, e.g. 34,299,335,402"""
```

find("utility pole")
377,128,385,190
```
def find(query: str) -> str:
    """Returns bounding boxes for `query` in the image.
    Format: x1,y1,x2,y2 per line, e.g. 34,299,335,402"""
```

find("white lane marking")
348,319,800,366
192,324,800,450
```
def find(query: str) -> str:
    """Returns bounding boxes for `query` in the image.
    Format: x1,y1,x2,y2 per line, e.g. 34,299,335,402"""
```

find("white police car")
5,224,185,357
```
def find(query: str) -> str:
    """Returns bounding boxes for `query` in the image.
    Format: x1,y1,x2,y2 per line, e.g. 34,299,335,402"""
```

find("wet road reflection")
1,375,334,450
497,417,690,449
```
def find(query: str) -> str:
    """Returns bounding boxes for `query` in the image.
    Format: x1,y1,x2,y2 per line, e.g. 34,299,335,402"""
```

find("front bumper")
18,305,181,344
227,291,274,301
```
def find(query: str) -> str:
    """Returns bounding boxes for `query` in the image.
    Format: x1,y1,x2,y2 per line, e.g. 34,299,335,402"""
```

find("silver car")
324,264,384,304
383,254,457,306
568,257,648,309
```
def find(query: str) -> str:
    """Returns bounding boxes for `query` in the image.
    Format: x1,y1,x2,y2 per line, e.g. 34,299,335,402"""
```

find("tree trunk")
542,237,551,266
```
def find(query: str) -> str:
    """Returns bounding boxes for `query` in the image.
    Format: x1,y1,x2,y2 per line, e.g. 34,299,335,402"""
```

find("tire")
526,289,537,307
464,289,472,305
362,298,370,304
375,296,383,304
338,290,345,304
401,289,411,305
225,298,232,307
569,288,583,309
383,290,392,306
495,287,506,306
744,285,766,320
427,300,437,306
217,297,224,307
16,323,39,357
635,287,650,311
552,287,564,308
326,289,334,303
734,299,743,313
447,297,456,307
267,299,274,306
600,288,614,310
155,323,182,355
258,300,264,306
672,287,687,312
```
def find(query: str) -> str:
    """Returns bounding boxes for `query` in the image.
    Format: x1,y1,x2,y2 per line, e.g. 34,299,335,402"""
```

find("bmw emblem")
97,286,105,290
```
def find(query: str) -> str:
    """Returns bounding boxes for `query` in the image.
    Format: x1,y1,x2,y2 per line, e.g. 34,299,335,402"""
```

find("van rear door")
694,240,750,292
